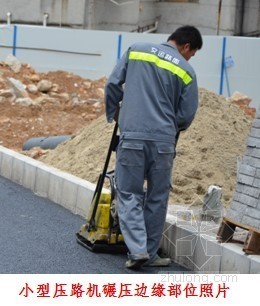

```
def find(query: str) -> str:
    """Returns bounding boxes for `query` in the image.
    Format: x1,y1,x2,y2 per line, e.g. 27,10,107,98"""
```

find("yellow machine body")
77,192,124,248
76,123,127,252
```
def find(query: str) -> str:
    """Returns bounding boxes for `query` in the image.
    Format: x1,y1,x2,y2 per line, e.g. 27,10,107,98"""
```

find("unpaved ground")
0,57,256,206
0,59,106,151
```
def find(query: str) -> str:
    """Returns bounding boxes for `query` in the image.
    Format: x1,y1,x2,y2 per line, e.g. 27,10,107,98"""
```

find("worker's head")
168,25,203,61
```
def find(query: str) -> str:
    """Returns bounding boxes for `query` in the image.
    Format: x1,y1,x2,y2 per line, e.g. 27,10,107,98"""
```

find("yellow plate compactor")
76,123,128,253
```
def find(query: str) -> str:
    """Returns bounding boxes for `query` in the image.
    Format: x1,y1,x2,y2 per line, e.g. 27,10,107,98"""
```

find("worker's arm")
176,74,199,131
105,51,129,123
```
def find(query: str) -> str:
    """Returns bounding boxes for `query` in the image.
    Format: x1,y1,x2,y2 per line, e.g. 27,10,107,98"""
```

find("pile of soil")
0,57,106,151
40,88,253,206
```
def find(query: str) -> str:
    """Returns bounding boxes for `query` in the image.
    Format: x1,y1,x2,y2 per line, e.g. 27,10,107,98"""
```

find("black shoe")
125,258,148,270
144,255,171,267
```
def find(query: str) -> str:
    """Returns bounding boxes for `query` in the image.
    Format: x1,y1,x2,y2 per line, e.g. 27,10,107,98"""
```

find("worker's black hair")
168,25,203,50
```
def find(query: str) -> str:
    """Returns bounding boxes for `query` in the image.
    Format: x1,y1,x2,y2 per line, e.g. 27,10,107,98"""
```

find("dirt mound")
40,88,253,206
0,57,106,151
227,91,256,118
41,114,116,182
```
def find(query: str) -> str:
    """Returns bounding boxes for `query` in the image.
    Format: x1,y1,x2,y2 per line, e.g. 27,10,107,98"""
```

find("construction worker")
105,25,203,269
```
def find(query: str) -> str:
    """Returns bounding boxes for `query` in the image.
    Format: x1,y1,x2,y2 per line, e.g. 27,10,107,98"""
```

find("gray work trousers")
115,138,175,261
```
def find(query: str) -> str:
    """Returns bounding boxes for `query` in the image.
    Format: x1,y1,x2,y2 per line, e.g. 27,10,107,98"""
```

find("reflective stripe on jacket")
105,41,199,143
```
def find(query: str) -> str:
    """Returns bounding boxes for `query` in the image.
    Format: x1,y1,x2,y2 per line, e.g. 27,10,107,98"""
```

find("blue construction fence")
0,24,259,107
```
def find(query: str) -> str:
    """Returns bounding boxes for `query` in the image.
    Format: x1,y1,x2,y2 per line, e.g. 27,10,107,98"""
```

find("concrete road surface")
0,175,188,274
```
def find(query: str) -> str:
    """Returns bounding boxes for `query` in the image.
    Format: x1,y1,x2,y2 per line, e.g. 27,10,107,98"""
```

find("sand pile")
40,88,253,206
40,114,116,183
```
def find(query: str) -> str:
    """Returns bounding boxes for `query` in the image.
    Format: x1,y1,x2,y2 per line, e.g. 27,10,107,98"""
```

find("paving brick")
249,128,260,139
22,163,35,191
247,137,260,148
238,164,256,176
245,207,260,220
243,156,260,168
253,178,260,188
11,156,25,185
47,172,64,205
0,154,13,179
59,172,83,213
256,169,260,178
233,192,258,207
220,243,250,273
252,119,260,129
230,200,248,213
61,179,78,213
246,147,260,159
236,183,260,198
161,221,177,262
75,180,96,218
34,164,51,197
174,226,197,271
237,173,254,186
226,209,243,223
192,234,222,273
1,147,25,179
249,255,260,273
241,215,260,230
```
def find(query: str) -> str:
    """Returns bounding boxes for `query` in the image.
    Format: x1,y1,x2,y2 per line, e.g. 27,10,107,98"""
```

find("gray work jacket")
105,41,199,144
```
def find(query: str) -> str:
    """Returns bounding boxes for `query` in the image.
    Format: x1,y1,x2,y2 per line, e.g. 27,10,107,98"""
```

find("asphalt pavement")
0,175,188,274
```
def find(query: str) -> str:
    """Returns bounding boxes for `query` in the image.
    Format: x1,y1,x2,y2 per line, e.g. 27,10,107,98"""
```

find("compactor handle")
88,123,119,230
